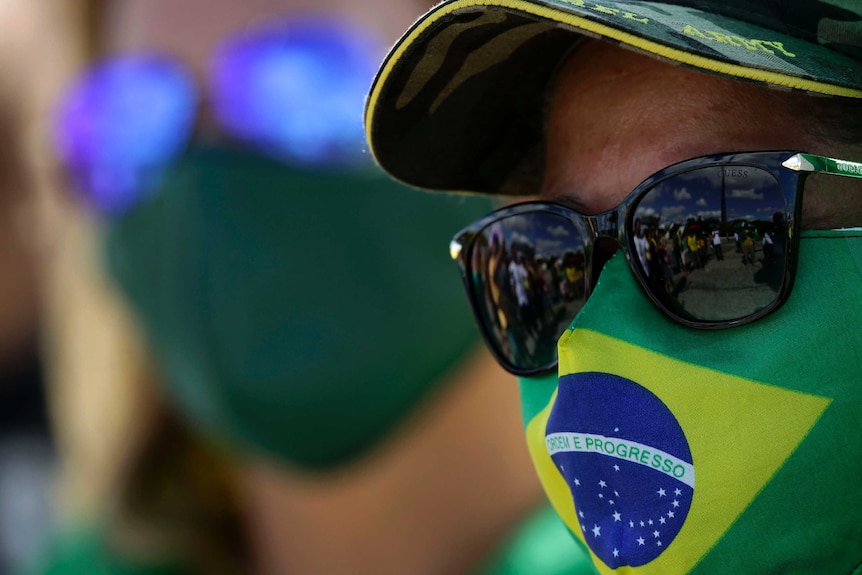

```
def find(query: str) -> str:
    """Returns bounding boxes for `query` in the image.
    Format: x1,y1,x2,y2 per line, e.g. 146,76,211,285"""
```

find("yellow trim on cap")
366,0,862,157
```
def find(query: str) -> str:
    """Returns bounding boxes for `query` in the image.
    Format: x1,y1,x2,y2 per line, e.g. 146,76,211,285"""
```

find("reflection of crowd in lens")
473,210,789,356
634,213,788,301
471,224,586,366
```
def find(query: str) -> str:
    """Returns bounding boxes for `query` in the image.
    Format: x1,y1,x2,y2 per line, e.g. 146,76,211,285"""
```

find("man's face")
541,41,861,229
526,43,862,574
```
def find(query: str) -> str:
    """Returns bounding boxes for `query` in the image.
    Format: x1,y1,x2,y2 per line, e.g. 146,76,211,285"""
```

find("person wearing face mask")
365,1,862,574
23,2,600,575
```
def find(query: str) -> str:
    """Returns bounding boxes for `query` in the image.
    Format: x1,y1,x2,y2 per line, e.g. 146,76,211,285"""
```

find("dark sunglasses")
450,151,862,376
52,15,383,215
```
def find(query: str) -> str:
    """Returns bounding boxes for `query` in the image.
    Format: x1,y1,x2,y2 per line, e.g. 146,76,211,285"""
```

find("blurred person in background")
21,0,597,574
0,1,87,572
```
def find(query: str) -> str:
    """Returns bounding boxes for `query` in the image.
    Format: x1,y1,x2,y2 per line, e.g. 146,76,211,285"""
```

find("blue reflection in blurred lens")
210,14,385,167
54,56,197,214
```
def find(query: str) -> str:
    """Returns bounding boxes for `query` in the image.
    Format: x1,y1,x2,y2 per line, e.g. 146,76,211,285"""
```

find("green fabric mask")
105,145,493,470
520,230,862,574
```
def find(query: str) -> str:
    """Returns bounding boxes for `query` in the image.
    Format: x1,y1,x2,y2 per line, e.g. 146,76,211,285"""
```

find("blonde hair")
21,1,244,571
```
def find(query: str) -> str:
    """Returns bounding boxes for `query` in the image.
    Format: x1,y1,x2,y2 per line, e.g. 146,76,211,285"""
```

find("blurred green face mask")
105,146,492,470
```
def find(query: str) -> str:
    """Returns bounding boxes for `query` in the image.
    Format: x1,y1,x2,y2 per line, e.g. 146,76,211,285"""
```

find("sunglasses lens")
211,16,384,166
466,211,587,372
632,165,788,323
54,56,197,214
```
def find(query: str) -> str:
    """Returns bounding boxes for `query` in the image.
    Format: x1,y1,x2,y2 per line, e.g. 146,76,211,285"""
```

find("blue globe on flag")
546,372,695,568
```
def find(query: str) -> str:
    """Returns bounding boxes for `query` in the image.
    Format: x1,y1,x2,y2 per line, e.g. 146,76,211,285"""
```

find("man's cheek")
800,173,862,229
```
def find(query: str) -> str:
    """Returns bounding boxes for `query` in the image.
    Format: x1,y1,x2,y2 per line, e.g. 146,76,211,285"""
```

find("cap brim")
365,0,862,195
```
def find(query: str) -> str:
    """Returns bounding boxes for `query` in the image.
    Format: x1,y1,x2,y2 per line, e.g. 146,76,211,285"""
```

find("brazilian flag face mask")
105,146,492,470
520,231,862,574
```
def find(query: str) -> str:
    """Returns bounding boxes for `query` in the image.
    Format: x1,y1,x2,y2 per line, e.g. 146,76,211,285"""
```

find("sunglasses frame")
450,150,862,376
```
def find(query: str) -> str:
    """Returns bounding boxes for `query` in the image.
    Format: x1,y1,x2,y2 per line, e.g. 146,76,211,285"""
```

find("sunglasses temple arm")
782,153,862,180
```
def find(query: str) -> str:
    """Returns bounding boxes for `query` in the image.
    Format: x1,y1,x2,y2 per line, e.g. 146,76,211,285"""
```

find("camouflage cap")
364,0,862,196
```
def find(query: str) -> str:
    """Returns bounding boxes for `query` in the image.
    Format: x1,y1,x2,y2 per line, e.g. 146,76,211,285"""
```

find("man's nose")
589,236,622,292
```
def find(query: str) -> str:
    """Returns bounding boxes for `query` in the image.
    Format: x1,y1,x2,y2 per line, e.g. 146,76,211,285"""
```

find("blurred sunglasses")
450,150,862,375
53,15,384,214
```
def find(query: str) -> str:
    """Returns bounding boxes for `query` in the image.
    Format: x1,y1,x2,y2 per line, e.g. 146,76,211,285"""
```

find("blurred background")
0,1,595,574
0,1,78,571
